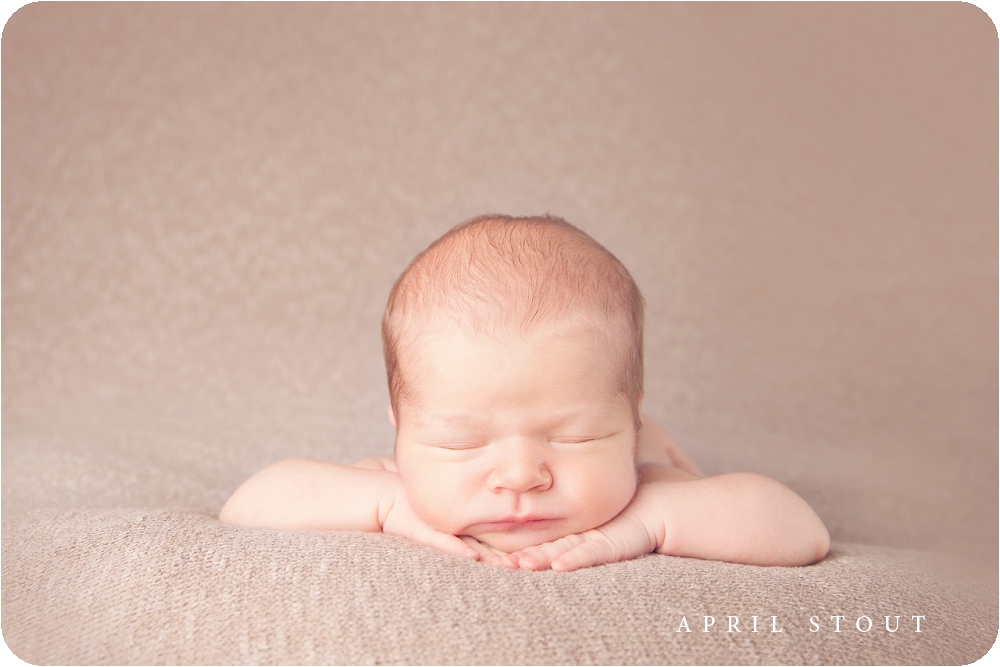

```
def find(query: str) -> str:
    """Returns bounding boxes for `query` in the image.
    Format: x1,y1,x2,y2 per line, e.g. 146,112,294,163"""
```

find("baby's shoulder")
349,456,398,472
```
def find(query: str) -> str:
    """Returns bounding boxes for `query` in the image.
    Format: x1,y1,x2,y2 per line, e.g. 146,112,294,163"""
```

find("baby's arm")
506,471,829,571
504,414,829,571
218,459,481,561
219,459,392,531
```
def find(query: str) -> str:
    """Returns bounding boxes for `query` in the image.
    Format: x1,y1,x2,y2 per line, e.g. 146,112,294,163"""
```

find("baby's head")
381,214,645,551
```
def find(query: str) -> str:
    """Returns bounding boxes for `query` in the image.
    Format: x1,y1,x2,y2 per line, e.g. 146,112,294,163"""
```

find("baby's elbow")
219,484,262,526
766,524,828,567
218,458,308,526
785,511,829,566
797,492,830,565
218,490,250,525
808,521,831,564
218,499,239,525
762,475,831,565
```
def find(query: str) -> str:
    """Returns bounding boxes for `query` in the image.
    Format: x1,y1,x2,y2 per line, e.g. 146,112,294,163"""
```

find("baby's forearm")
648,473,829,566
219,459,398,532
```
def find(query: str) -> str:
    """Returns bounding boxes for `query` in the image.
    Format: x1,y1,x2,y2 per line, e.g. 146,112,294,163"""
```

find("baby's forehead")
398,327,628,409
403,309,621,364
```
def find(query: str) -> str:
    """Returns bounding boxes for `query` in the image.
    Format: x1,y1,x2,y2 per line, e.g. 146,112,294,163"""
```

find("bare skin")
220,322,829,570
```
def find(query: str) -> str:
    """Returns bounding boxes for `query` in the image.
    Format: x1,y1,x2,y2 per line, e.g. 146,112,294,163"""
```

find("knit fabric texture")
3,3,996,664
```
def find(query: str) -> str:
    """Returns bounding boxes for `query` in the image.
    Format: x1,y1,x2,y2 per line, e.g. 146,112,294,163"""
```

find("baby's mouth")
474,516,560,532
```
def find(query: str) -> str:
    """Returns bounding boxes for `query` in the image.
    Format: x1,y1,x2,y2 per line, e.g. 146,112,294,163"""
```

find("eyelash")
436,438,594,449
438,443,486,450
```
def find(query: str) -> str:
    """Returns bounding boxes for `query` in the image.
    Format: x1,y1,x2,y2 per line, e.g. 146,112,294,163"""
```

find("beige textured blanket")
3,3,996,664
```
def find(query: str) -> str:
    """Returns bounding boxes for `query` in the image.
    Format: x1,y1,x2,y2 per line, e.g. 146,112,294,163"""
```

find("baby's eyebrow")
413,412,484,428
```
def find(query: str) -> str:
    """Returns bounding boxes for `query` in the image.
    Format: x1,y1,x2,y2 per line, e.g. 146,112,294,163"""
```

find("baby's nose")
487,441,552,494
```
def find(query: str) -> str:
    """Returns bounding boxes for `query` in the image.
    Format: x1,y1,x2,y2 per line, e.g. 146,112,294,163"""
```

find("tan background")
3,2,997,571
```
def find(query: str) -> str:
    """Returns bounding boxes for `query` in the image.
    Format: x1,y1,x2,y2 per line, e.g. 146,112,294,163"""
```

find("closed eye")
435,442,487,451
550,431,619,444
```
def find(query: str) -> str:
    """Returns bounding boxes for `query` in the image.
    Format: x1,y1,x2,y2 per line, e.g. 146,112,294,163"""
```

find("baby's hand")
459,535,507,567
380,486,482,562
501,488,663,572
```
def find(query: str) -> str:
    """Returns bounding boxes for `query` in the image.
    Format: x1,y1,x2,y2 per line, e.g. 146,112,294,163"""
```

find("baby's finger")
551,539,614,572
500,552,522,569
516,535,586,570
501,549,545,569
417,526,480,561
500,547,543,570
461,536,505,566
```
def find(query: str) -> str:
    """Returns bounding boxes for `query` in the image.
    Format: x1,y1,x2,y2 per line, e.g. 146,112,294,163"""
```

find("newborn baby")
220,214,829,570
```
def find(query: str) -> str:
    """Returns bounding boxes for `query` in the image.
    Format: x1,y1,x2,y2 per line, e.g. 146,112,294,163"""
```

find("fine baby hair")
381,214,645,429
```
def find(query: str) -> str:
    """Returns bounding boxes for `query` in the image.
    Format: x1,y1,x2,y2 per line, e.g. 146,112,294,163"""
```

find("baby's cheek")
400,468,468,533
588,466,638,525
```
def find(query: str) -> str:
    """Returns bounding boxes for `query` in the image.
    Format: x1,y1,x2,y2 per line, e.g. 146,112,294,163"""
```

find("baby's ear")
387,404,397,429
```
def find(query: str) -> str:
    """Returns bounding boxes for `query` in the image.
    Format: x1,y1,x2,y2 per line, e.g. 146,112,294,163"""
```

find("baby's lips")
471,516,561,531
